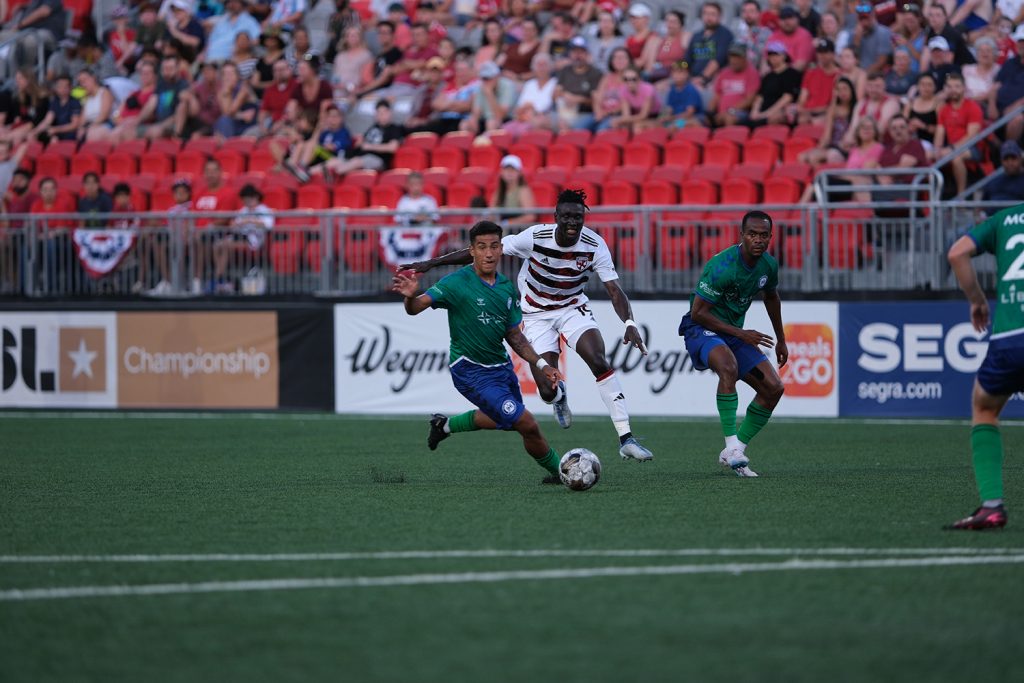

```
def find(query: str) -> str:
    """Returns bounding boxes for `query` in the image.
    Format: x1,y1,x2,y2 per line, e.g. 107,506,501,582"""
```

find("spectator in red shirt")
31,176,75,291
106,6,138,74
256,58,296,134
390,23,440,91
934,72,984,194
797,38,840,124
710,43,761,126
30,177,74,227
1,168,33,293
193,158,239,228
768,6,815,71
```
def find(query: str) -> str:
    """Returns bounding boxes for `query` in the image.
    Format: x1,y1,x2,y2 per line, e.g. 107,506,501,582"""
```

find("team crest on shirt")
502,400,517,415
575,256,589,271
506,297,512,309
758,275,768,288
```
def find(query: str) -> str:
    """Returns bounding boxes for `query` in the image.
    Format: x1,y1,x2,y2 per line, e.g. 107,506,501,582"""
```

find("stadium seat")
593,129,630,148
699,222,738,261
721,177,760,206
422,166,454,188
118,138,148,158
370,184,403,208
229,172,265,191
214,149,247,176
468,144,503,170
573,165,610,185
792,123,824,141
776,218,806,269
149,139,182,157
130,189,150,211
57,175,83,195
712,125,750,144
518,130,554,147
555,130,592,147
702,139,739,168
783,137,816,163
157,174,194,191
99,175,122,193
342,228,380,273
730,163,769,183
622,141,660,169
344,170,379,188
379,168,413,188
609,166,649,185
663,139,701,168
751,125,791,144
485,130,513,150
133,174,157,193
545,142,582,170
530,181,558,208
430,146,467,175
446,183,486,223
507,142,543,173
825,209,875,269
458,167,493,187
175,150,209,176
633,128,670,146
140,151,173,177
641,179,679,205
79,141,113,158
334,184,368,209
600,180,638,220
681,178,719,206
439,131,475,150
271,229,305,275
104,152,138,177
763,176,803,204
247,149,277,174
649,165,688,184
689,165,727,184
423,182,445,205
149,188,175,211
184,137,220,156
297,185,332,209
584,142,621,170
46,140,77,158
393,146,430,171
35,154,67,177
533,167,569,187
262,186,295,210
404,132,439,150
672,126,710,144
221,137,257,155
70,153,103,176
743,139,780,167
658,223,696,270
776,162,812,183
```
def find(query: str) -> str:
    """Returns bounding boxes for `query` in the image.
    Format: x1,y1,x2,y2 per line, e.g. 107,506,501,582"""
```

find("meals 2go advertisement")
334,301,838,417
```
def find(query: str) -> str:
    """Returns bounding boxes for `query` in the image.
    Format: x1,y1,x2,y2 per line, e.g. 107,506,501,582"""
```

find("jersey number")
1003,234,1024,281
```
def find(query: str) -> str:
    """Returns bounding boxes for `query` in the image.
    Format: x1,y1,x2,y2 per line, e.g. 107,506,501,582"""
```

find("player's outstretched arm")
399,248,473,273
392,272,432,315
691,296,775,349
763,289,788,367
605,280,648,355
948,235,989,332
505,327,561,389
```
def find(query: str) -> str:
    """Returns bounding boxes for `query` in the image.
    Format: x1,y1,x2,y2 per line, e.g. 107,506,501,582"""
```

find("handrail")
932,101,1024,173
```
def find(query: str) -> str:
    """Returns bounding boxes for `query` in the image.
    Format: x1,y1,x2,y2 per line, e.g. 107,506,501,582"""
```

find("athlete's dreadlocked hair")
556,188,589,210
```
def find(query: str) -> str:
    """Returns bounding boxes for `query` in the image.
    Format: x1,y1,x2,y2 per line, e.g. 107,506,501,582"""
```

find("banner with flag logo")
379,228,446,268
72,229,137,278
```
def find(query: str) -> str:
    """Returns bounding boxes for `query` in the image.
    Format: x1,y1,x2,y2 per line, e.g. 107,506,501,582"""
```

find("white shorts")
521,303,600,356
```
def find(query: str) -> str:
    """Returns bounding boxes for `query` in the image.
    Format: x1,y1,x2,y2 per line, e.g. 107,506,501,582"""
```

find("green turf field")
1,414,1023,682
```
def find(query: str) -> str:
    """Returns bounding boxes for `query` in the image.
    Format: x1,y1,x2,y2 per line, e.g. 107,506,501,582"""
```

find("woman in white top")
504,53,557,135
332,26,373,103
963,36,999,115
77,69,116,142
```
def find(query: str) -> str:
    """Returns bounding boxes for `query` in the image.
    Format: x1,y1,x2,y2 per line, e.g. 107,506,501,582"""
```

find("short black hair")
469,220,503,243
113,182,131,196
741,210,773,232
83,171,100,183
13,168,31,180
556,188,589,210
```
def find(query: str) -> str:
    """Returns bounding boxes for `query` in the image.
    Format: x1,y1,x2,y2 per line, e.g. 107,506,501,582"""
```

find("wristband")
624,319,638,330
535,358,550,370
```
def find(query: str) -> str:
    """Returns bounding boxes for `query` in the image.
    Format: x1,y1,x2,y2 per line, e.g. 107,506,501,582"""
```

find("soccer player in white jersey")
402,189,654,461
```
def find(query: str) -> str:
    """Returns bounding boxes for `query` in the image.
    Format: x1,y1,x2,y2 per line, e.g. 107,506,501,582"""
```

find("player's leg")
522,313,571,425
513,410,561,478
731,358,786,477
704,344,751,473
947,379,1011,529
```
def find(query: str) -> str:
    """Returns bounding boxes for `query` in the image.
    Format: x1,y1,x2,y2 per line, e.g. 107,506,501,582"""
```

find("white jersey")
501,224,619,314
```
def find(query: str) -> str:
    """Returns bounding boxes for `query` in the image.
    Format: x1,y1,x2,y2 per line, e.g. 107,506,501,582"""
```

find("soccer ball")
559,448,602,491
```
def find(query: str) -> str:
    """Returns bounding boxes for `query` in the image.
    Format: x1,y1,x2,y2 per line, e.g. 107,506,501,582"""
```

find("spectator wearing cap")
768,6,815,71
735,0,772,69
885,48,916,96
923,3,974,70
710,42,760,126
404,56,449,129
0,0,66,81
625,4,660,64
686,2,734,90
165,0,206,63
983,140,1024,208
490,154,536,225
750,40,801,125
213,184,274,293
661,60,706,127
964,36,999,112
926,35,962,91
934,72,984,195
106,6,138,73
851,3,893,73
503,18,542,82
45,31,85,84
357,20,404,97
461,60,518,134
264,0,307,33
410,55,478,135
554,36,604,131
893,3,925,67
541,11,579,71
640,10,690,83
317,99,404,179
505,53,559,134
252,27,287,92
390,23,440,92
797,38,839,124
204,0,261,62
995,25,1024,144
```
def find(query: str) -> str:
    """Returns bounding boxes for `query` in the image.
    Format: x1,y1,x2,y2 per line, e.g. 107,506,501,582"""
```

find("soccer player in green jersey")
392,220,566,481
678,211,789,477
943,204,1024,529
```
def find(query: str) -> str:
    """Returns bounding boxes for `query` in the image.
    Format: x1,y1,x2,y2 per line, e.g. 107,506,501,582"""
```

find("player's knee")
587,355,611,377
515,411,540,435
765,378,785,405
716,357,739,381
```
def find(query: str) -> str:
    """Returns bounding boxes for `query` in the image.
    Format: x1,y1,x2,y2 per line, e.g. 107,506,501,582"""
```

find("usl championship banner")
334,301,838,417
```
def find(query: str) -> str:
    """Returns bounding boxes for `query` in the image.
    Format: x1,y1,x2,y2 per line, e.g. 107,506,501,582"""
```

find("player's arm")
691,295,775,348
505,326,561,389
604,279,647,355
763,289,788,367
399,248,472,273
948,234,989,332
392,272,432,315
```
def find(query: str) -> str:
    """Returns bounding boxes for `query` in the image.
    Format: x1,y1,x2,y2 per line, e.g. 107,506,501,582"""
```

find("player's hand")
775,339,789,367
970,300,990,333
738,329,774,348
398,260,432,273
391,271,419,298
622,325,648,355
541,365,561,389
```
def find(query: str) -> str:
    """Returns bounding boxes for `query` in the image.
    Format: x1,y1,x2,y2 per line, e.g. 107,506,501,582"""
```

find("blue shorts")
977,334,1024,396
449,359,525,430
679,312,768,378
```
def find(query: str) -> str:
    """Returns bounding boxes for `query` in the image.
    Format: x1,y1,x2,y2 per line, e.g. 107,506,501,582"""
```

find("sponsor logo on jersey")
1004,213,1024,226
779,323,834,397
698,281,721,297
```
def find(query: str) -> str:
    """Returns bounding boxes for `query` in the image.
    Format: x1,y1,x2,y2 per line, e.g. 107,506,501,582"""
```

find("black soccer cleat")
944,505,1008,530
427,413,449,451
541,474,562,485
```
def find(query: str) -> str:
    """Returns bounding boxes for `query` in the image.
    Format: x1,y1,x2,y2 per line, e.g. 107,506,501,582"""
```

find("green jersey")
969,204,1024,338
690,245,779,327
426,266,523,365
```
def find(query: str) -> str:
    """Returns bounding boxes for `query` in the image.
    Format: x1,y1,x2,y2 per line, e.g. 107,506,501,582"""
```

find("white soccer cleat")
719,447,750,471
733,465,759,477
619,437,653,461
552,380,572,429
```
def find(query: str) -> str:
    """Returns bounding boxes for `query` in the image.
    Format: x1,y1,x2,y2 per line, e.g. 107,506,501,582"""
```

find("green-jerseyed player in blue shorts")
678,210,789,477
392,220,566,481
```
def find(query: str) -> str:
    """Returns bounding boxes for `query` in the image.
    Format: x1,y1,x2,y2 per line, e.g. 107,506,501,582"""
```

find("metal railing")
0,200,1013,299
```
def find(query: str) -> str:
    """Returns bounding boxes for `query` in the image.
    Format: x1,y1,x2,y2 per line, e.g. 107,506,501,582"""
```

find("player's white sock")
983,499,1004,508
442,420,452,434
725,435,741,450
545,383,564,405
597,371,631,437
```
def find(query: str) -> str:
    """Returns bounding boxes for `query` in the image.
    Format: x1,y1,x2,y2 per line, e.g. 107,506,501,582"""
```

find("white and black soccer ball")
559,448,602,491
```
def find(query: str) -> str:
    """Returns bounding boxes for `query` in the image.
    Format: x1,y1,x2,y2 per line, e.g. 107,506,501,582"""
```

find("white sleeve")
258,206,275,230
593,237,619,282
501,226,535,259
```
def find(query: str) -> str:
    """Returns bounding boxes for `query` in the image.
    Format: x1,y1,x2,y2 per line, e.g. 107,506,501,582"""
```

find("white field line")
2,555,1023,602
2,547,1024,563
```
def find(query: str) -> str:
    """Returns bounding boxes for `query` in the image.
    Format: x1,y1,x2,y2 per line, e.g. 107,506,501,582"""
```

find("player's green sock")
448,411,479,433
716,393,738,437
535,447,560,476
971,424,1004,501
738,402,773,445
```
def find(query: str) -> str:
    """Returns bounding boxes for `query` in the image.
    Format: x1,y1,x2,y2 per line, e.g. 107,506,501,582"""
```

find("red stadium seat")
79,141,113,158
393,146,430,171
776,162,812,183
792,123,824,141
583,142,621,170
458,166,493,187
659,223,697,270
632,128,670,146
370,184,403,208
422,166,454,188
430,146,467,175
622,141,660,169
468,144,503,170
176,149,209,176
140,151,173,177
783,137,816,163
649,165,689,184
344,170,379,188
573,166,610,185
530,181,558,208
149,188,175,211
545,142,581,170
439,131,475,150
763,176,803,204
593,129,630,148
533,167,569,187
133,174,157,193
334,184,368,209
184,136,220,156
118,138,149,158
752,125,791,144
34,154,67,177
689,165,727,184
664,139,701,168
672,126,710,144
445,182,485,208
713,125,750,144
507,142,543,173
221,137,257,155
601,180,638,211
721,177,760,206
228,172,265,191
70,153,103,176
262,186,295,210
641,179,679,205
743,138,780,167
247,149,277,174
555,130,592,147
46,139,77,158
703,139,739,168
342,228,380,272
57,175,83,195
485,130,514,150
214,149,247,176
424,182,445,205
517,130,554,147
149,138,182,157
681,178,719,206
825,209,875,269
405,132,439,150
104,152,138,177
609,166,649,185
700,223,738,260
379,168,413,188
730,163,769,183
297,184,332,209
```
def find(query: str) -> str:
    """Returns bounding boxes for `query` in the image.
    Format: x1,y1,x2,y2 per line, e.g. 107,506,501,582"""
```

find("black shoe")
427,413,449,451
541,474,562,484
282,160,311,183
944,505,1007,530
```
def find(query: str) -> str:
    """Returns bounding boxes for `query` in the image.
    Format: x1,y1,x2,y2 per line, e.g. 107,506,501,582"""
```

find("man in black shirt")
357,21,404,98
984,141,1024,212
77,172,113,228
315,99,405,179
